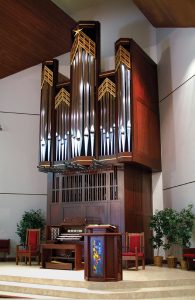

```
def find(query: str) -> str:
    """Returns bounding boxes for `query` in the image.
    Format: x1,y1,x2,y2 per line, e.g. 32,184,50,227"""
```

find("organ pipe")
98,76,116,157
115,45,131,154
55,82,70,162
39,60,58,166
70,21,100,163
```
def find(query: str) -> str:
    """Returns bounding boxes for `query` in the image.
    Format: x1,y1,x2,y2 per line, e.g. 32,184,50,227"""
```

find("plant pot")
180,259,187,270
167,256,177,268
154,255,163,267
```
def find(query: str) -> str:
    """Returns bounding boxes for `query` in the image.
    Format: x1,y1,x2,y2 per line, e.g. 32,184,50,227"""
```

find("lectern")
84,225,122,281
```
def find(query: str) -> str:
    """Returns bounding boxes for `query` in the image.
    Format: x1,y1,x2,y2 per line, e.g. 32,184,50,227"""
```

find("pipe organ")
39,25,160,172
38,21,161,263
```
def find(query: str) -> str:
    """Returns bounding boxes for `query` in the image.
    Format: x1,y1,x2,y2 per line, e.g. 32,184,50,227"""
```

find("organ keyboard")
56,230,83,242
46,217,86,243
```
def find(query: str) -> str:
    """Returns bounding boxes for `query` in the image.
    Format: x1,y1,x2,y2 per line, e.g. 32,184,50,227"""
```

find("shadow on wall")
160,93,176,189
158,46,177,191
157,36,173,100
119,19,156,58
152,172,163,212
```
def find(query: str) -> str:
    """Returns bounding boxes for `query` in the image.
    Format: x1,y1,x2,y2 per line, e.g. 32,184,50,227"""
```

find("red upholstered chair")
183,248,195,270
122,232,145,271
16,229,40,266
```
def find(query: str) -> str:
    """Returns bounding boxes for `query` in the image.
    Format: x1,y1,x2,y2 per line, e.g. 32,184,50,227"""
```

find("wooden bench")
183,248,195,270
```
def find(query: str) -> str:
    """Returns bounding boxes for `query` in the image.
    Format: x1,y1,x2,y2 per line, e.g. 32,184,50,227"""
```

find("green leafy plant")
16,209,45,244
160,208,180,253
149,210,164,256
177,204,195,248
150,205,195,258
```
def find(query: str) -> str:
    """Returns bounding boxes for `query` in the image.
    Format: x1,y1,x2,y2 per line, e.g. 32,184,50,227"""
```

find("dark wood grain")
84,230,122,281
133,0,195,27
115,38,161,171
124,164,153,263
131,39,161,171
0,0,75,79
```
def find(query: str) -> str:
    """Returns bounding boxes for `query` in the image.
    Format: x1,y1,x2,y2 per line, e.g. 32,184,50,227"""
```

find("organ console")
42,218,86,270
45,217,86,243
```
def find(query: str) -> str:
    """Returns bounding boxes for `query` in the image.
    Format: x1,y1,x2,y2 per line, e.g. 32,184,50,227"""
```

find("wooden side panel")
109,201,122,229
131,39,161,171
142,170,153,261
63,205,84,220
85,204,107,224
124,164,153,262
50,204,62,225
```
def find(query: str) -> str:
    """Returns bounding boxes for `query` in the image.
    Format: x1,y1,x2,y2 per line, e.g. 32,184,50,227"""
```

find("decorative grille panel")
52,170,118,203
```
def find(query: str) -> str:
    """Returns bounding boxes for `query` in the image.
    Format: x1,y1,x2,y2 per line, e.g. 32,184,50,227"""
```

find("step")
0,274,195,290
1,280,195,299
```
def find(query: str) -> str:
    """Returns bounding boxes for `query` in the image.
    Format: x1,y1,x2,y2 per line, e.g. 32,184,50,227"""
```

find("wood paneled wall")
124,164,153,262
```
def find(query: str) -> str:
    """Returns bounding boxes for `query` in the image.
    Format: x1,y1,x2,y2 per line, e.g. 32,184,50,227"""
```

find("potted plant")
178,205,194,248
16,209,45,244
161,208,179,268
150,205,195,269
149,210,165,267
177,204,195,269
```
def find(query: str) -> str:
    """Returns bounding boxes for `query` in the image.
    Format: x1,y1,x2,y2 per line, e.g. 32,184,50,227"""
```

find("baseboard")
0,257,15,262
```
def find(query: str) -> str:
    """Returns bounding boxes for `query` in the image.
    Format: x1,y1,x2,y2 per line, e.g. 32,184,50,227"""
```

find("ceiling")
133,0,195,27
0,0,75,79
0,0,195,80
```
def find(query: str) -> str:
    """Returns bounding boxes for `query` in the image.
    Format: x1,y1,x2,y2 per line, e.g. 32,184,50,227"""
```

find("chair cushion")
183,253,195,258
122,252,144,257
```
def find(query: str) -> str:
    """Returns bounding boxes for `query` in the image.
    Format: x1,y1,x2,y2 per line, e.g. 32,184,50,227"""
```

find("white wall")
0,65,47,257
157,28,195,247
52,0,157,64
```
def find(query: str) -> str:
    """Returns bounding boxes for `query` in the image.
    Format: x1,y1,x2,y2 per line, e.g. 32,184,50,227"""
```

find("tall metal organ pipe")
98,78,116,157
55,84,70,162
70,22,100,161
39,60,58,165
115,45,131,153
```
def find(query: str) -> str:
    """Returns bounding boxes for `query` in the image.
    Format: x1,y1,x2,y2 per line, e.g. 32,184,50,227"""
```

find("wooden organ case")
115,39,161,170
38,21,161,264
